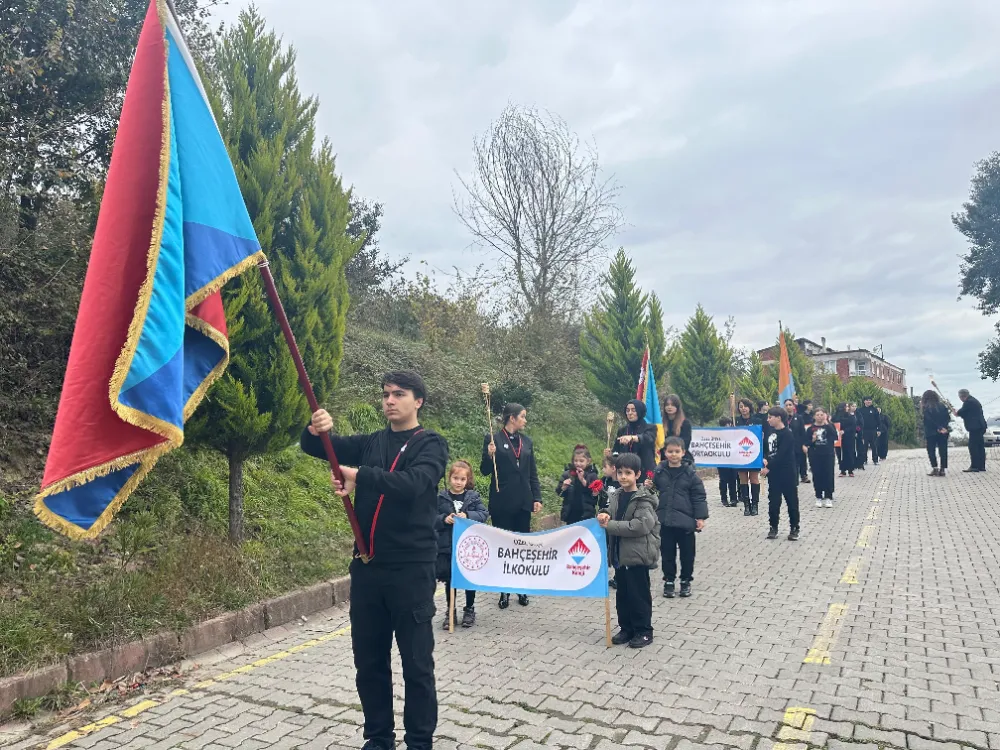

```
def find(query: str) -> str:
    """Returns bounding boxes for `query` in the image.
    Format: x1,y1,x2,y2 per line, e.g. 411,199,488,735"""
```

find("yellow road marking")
866,506,878,520
43,590,443,749
840,557,863,585
856,525,874,548
119,699,158,718
804,604,849,665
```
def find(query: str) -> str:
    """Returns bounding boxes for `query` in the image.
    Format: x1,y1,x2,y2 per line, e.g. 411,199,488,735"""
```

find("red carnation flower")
646,471,654,479
588,479,604,493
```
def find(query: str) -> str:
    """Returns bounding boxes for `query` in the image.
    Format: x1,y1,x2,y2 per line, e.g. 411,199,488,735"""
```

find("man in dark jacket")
303,370,448,750
611,399,658,476
653,437,708,598
785,399,808,483
877,408,891,460
857,397,881,466
955,389,987,471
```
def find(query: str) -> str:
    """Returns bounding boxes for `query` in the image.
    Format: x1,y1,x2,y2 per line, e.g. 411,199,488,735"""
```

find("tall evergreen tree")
646,292,672,379
579,248,648,409
739,351,777,405
672,305,732,425
188,9,359,542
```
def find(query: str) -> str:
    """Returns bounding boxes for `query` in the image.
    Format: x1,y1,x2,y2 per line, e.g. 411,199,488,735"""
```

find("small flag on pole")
778,330,796,406
35,0,263,539
636,346,664,454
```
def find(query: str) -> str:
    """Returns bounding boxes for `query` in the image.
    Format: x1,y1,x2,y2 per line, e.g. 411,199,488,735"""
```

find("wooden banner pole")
481,383,500,491
449,588,456,633
604,596,612,647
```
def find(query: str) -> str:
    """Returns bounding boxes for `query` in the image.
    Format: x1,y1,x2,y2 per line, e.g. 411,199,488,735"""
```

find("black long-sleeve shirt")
301,425,449,565
765,426,797,482
957,396,987,431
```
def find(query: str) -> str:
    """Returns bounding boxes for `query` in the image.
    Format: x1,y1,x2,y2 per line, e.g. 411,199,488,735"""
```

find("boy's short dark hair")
663,436,685,450
767,406,786,421
757,400,768,410
381,370,427,403
719,416,733,426
614,453,642,473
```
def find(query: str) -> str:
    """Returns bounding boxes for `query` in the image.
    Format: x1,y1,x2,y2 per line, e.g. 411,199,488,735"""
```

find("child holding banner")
735,399,762,516
654,437,708,598
598,453,660,649
717,417,740,507
436,461,489,628
557,445,601,524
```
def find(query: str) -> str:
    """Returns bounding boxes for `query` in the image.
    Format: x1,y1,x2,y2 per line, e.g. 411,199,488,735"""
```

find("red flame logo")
568,538,590,557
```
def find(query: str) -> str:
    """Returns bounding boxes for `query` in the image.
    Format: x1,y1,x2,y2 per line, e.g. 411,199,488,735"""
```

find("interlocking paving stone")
11,449,1000,749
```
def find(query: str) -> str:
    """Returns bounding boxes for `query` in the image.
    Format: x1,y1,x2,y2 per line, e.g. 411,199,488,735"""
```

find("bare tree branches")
454,105,623,323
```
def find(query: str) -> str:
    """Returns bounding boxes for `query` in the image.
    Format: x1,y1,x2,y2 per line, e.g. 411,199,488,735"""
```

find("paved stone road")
10,448,1000,750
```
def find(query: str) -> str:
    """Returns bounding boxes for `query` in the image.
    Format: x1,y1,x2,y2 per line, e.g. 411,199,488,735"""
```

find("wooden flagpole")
606,411,615,451
604,596,612,647
258,259,369,561
449,588,456,633
481,383,499,491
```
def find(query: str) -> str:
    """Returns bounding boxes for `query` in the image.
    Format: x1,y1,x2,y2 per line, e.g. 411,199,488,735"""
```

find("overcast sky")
218,0,1000,414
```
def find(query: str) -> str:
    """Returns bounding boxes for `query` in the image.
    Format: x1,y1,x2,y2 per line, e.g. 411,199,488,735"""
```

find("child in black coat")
557,445,601,524
435,460,489,629
654,437,709,598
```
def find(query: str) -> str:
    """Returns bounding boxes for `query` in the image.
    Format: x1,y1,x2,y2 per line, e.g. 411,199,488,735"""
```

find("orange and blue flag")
636,346,664,454
35,0,262,539
778,332,796,406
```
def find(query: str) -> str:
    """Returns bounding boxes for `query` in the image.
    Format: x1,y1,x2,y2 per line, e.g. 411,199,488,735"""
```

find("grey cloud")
217,0,1000,409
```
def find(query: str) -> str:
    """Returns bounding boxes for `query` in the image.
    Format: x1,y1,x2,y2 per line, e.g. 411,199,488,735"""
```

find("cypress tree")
579,248,648,409
646,292,673,382
672,305,732,425
739,350,777,405
188,9,358,542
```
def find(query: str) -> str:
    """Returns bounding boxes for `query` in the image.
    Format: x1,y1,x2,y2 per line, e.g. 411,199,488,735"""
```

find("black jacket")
857,405,881,435
301,424,449,565
614,421,658,475
481,431,541,515
957,396,987,431
833,411,856,445
765,426,797,482
435,488,489,554
557,464,600,523
661,417,693,463
652,462,708,531
806,424,838,457
923,404,951,437
786,412,806,447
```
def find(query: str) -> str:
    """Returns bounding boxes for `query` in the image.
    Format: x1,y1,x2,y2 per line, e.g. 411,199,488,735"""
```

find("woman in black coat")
481,402,542,609
921,390,951,477
832,402,856,477
878,409,891,460
662,393,693,465
608,399,658,477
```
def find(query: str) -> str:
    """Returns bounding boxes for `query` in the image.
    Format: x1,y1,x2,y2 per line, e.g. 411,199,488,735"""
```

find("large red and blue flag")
35,0,262,538
778,331,796,406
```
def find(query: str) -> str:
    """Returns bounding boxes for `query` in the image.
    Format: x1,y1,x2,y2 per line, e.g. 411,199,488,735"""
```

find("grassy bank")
0,327,606,679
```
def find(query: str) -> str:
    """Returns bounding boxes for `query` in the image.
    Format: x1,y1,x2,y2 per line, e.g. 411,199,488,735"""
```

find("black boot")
517,594,529,607
750,484,760,516
461,606,476,628
498,593,510,609
741,485,752,516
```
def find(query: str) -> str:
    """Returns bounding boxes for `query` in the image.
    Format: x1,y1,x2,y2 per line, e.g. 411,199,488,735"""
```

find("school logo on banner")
689,426,764,469
450,518,609,598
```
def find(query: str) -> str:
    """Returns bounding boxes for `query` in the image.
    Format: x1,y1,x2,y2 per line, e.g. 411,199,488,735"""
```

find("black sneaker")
788,528,800,541
679,581,692,597
609,577,617,590
361,741,396,750
767,527,778,540
839,471,847,478
461,607,476,628
628,633,653,649
611,629,634,645
802,476,811,483
498,593,510,609
441,615,452,630
663,581,675,598
517,594,529,607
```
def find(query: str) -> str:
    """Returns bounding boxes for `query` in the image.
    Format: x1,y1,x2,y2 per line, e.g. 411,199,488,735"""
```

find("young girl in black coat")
805,408,838,508
436,460,489,629
557,445,601,524
735,398,762,516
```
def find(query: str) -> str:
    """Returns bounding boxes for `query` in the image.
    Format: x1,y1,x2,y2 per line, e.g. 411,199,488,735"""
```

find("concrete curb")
0,575,352,718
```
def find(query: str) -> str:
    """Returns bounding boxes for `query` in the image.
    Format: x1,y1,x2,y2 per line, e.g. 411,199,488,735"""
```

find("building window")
856,361,867,375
